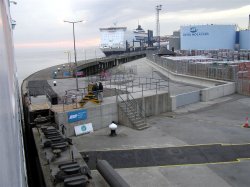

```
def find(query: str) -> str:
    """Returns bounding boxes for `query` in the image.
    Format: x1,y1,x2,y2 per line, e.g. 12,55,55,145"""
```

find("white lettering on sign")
69,114,77,120
183,32,209,37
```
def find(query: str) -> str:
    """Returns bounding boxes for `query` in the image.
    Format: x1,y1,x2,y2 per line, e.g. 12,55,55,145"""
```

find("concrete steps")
119,101,149,130
135,122,149,130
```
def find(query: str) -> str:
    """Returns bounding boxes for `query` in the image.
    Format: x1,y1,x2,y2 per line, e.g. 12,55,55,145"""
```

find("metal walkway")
83,144,250,170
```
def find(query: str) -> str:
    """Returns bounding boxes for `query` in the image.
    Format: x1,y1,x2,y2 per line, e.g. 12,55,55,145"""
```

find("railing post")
63,96,65,112
132,80,133,93
142,84,144,98
115,88,118,103
126,86,128,101
156,82,157,94
139,77,140,87
168,77,170,95
135,102,137,119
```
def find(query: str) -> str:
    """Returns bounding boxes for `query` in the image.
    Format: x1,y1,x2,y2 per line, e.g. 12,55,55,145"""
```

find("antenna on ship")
113,21,117,27
248,14,250,30
156,4,162,48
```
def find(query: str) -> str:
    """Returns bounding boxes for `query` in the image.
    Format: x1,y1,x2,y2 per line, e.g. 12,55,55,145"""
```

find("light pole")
64,20,83,91
95,49,97,62
9,1,17,5
64,51,71,70
83,49,87,62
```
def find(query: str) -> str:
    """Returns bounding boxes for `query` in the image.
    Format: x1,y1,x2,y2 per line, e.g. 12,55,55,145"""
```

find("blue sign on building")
67,109,87,123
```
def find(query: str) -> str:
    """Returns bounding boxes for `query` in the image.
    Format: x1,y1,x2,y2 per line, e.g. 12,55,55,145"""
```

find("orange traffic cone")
243,117,249,128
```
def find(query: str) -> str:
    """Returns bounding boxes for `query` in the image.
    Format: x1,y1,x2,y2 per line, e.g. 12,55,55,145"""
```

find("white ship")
99,25,149,56
0,0,27,186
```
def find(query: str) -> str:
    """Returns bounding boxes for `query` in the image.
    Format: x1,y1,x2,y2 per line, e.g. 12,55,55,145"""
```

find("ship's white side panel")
99,26,148,55
180,25,236,50
100,28,126,49
0,0,27,186
124,30,135,47
239,30,250,50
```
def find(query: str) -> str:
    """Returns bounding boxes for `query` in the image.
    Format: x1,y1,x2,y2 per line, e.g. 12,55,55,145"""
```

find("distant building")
168,31,180,51
239,30,250,50
180,25,237,50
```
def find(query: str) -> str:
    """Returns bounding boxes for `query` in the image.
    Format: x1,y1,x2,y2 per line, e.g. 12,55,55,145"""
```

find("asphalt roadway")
72,94,250,187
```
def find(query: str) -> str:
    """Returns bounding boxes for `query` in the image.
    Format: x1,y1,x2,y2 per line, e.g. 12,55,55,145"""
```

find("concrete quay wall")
146,59,236,102
169,81,235,110
55,92,170,136
141,92,170,117
201,82,235,102
118,92,170,128
147,59,229,87
55,101,118,137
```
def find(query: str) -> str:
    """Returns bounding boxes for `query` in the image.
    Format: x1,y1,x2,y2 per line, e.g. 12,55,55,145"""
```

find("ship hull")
102,50,127,56
101,47,146,56
0,0,27,186
100,48,127,56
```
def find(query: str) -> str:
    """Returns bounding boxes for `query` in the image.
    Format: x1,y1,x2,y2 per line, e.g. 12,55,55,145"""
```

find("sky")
10,0,250,50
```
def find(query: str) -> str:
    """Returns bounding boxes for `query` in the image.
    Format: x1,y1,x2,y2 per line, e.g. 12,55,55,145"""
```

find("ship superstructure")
0,0,27,186
100,25,148,56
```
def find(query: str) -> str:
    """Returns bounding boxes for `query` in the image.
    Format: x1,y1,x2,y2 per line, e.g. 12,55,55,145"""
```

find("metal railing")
146,50,250,95
115,88,146,126
126,91,146,120
59,73,169,109
85,74,169,96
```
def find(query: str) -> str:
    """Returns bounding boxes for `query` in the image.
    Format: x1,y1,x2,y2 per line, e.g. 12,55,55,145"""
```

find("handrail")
62,72,169,112
115,89,139,121
127,92,146,119
106,77,168,93
115,87,146,124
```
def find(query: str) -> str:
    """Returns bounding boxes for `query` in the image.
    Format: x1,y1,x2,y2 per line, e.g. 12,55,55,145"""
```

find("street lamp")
83,49,87,62
64,51,71,70
9,1,17,5
64,20,83,91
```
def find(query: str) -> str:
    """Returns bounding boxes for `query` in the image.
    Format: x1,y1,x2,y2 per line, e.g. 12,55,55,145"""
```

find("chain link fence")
146,50,250,96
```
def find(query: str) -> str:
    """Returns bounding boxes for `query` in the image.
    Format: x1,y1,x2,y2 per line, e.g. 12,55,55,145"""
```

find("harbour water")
15,47,105,85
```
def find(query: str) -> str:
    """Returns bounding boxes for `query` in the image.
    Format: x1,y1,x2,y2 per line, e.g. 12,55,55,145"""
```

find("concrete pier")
22,54,250,187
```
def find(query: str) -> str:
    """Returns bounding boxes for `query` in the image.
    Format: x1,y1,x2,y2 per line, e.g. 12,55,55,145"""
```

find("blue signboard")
63,71,71,77
67,109,87,123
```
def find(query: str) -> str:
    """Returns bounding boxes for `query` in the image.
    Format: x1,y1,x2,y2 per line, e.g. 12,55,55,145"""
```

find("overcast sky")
11,0,250,50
